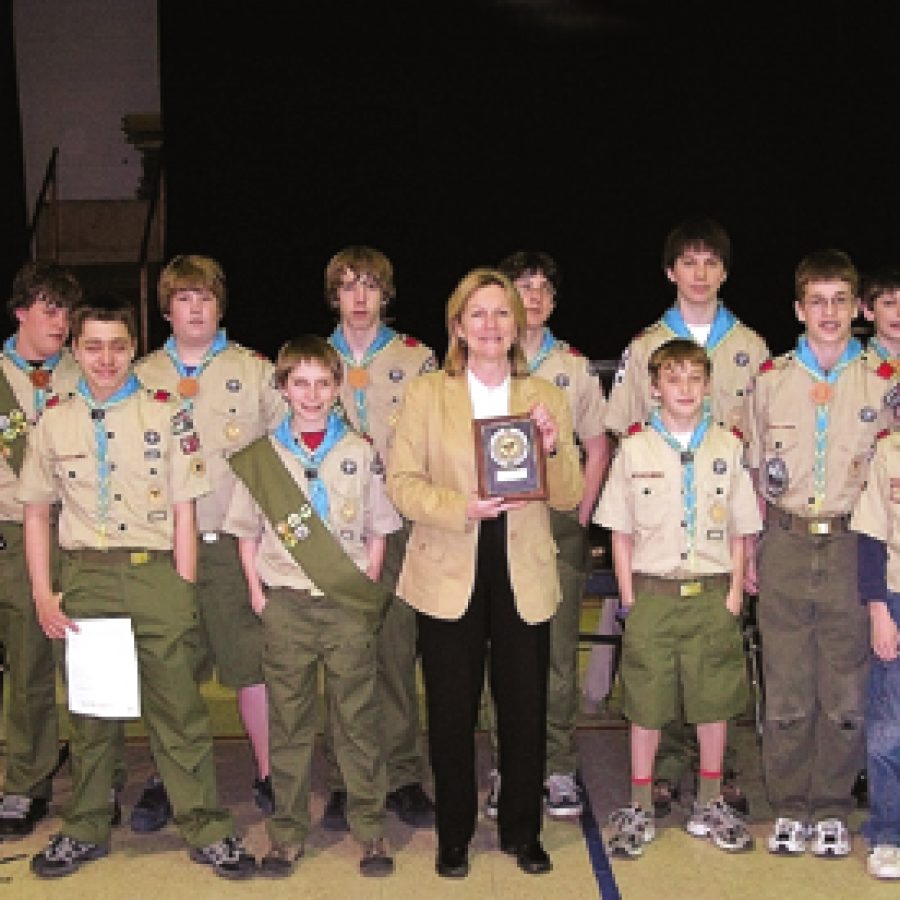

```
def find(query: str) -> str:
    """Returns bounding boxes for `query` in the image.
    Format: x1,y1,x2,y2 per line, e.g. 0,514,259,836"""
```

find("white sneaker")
810,819,850,858
868,845,900,879
606,804,655,859
767,817,807,855
686,799,754,852
545,773,583,819
484,769,500,820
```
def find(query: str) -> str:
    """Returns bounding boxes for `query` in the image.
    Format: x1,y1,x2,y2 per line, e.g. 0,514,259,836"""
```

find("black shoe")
852,769,869,808
110,790,122,828
652,779,679,818
259,841,303,878
130,776,172,833
501,840,552,875
0,795,49,837
31,833,108,878
436,844,469,878
189,835,256,880
321,790,349,831
386,782,435,828
252,775,274,815
359,837,394,877
721,780,749,816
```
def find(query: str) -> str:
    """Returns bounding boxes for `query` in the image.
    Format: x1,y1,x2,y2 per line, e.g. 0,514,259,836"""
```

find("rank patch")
734,351,750,367
712,458,727,475
554,373,570,388
144,430,161,445
388,368,405,383
226,378,242,392
860,406,877,423
341,459,357,475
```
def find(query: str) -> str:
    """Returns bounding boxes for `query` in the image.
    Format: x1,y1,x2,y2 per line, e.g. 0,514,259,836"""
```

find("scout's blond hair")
444,268,528,377
795,249,859,301
324,246,395,312
274,335,342,388
157,255,227,317
648,338,711,387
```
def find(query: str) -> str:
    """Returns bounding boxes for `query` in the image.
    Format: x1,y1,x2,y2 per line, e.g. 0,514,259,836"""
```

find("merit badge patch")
171,409,194,436
764,457,789,496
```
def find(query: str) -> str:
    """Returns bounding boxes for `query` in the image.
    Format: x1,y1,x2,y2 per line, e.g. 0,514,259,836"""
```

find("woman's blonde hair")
443,268,528,377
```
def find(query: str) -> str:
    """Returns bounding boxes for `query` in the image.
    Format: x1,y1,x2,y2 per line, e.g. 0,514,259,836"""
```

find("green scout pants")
263,588,386,845
324,522,424,792
484,509,590,775
59,551,233,847
195,534,264,688
0,523,58,800
758,522,868,821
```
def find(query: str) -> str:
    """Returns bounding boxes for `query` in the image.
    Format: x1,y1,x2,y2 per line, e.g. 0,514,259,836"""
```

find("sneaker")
686,799,754,852
31,833,109,878
189,835,256,880
810,818,851,858
321,790,348,831
485,769,500,820
606,804,655,859
130,776,172,833
767,817,807,855
253,775,274,816
359,837,394,877
259,841,303,878
545,773,584,819
868,845,900,879
0,794,49,837
385,783,435,828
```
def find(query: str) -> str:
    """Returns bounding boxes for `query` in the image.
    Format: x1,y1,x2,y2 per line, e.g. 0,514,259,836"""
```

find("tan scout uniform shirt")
606,314,769,436
596,423,762,577
224,432,401,593
18,387,210,550
744,349,893,516
531,339,607,443
135,342,286,532
331,329,436,462
0,349,81,522
851,431,900,592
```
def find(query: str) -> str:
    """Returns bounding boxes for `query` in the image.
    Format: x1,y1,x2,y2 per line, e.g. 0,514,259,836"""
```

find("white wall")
13,0,159,213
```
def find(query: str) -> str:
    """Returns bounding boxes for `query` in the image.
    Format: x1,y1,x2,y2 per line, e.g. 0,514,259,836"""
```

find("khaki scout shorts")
195,533,264,688
620,578,748,729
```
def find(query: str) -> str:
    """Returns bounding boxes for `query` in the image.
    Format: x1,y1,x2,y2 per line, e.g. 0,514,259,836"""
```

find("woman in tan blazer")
387,268,582,878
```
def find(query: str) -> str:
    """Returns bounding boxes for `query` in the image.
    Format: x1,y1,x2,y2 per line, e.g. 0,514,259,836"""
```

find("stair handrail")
26,146,60,259
138,157,165,355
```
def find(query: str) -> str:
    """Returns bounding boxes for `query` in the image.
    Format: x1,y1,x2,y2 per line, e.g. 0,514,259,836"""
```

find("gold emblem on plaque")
489,427,528,469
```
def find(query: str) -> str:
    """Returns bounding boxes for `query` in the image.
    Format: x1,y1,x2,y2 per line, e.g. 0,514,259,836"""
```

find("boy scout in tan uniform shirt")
325,246,437,824
0,348,79,828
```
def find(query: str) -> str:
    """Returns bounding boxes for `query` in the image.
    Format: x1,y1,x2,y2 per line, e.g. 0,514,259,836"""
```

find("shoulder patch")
402,335,420,347
627,422,643,436
730,426,744,442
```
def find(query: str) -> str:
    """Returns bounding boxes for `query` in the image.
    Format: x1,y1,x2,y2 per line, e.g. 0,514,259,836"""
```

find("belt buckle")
130,550,150,566
679,580,702,598
809,520,830,536
201,531,219,544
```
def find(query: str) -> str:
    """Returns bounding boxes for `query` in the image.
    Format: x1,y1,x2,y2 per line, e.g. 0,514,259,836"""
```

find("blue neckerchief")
795,335,863,510
649,408,712,555
328,324,396,435
164,329,229,408
274,409,348,524
527,328,558,374
3,334,62,416
660,303,737,353
76,374,141,543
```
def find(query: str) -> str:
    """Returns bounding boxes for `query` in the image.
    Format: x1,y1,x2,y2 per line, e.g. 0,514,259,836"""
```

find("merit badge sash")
228,437,390,615
0,365,29,476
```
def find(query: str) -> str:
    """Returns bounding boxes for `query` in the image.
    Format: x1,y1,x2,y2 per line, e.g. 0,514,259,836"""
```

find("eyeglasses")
515,280,555,299
339,274,381,292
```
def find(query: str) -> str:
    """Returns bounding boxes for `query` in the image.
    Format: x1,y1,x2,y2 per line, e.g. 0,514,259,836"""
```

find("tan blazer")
387,370,583,624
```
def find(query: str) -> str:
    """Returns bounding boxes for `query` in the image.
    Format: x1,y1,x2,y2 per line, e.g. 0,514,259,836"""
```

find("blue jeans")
864,591,900,847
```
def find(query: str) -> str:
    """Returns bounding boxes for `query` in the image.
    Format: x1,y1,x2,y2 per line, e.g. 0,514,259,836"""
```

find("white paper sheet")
65,618,141,718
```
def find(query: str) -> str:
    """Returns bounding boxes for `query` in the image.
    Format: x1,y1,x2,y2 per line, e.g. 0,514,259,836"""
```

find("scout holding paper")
224,334,400,878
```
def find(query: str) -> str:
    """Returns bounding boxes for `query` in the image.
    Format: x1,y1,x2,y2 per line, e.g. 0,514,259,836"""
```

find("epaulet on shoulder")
758,358,775,374
730,425,744,442
877,428,892,442
149,388,172,402
627,422,643,436
566,344,584,357
401,334,420,347
876,361,895,380
45,394,61,409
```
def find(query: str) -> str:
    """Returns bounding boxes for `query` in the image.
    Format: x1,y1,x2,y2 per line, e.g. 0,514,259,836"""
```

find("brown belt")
633,573,730,598
65,548,171,567
769,507,851,536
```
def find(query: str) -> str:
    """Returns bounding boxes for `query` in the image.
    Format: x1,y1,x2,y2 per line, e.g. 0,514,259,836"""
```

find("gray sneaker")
606,804,655,859
545,773,583,819
686,799,754,852
31,834,109,878
189,835,256,879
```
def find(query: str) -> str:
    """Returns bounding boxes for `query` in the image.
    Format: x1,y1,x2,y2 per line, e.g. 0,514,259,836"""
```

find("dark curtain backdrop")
156,2,898,360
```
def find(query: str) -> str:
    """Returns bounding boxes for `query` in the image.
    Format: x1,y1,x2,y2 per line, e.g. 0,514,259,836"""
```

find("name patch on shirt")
631,471,664,479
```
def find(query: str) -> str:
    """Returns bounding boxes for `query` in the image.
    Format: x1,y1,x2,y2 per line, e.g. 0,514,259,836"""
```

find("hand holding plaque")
474,414,547,500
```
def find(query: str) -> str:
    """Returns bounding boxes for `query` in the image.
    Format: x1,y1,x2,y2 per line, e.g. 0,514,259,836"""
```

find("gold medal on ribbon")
347,366,369,389
810,382,833,404
224,421,241,441
29,369,50,389
178,376,199,399
709,502,726,524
